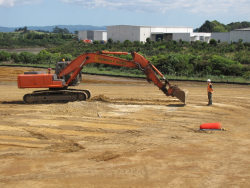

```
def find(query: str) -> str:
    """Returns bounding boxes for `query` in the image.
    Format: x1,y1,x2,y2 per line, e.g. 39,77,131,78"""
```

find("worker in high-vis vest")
207,79,213,106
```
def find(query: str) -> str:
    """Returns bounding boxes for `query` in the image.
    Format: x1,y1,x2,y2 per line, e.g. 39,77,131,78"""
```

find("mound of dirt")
89,151,120,162
90,95,111,102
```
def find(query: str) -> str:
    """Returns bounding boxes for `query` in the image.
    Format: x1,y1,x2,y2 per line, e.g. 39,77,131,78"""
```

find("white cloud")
0,0,41,7
60,0,250,14
1,0,249,15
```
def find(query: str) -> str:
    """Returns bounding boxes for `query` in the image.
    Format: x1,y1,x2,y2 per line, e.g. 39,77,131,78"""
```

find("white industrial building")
77,26,250,44
107,25,211,43
78,30,107,41
190,33,211,43
230,28,250,43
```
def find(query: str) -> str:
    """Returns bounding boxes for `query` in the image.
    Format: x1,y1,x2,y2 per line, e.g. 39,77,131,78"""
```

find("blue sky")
0,0,249,29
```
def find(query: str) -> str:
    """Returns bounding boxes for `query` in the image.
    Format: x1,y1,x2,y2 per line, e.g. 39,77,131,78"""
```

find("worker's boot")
207,100,210,106
208,99,212,106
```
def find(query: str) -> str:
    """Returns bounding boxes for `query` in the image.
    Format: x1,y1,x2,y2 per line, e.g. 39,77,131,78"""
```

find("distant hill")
0,25,107,33
0,26,16,32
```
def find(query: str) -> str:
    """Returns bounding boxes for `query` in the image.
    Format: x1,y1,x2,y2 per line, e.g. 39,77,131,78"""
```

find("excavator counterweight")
17,51,187,104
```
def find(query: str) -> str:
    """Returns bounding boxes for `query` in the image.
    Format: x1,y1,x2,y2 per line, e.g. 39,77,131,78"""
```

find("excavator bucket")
174,89,188,104
168,86,188,104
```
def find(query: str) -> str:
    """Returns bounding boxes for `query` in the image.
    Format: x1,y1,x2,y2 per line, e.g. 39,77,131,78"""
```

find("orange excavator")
17,51,187,104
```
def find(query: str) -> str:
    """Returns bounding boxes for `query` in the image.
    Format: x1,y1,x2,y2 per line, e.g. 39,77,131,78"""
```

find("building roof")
108,25,192,28
78,30,107,32
233,27,250,31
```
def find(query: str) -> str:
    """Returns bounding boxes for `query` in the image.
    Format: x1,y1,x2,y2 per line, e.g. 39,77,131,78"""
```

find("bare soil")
0,67,250,187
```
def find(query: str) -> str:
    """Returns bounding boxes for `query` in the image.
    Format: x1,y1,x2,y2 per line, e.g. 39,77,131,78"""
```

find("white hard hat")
207,79,211,82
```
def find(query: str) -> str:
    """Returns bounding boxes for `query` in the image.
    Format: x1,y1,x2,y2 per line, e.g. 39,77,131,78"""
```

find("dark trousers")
208,92,212,105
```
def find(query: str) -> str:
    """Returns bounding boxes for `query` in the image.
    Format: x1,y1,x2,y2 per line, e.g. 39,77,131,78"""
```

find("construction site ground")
0,66,250,187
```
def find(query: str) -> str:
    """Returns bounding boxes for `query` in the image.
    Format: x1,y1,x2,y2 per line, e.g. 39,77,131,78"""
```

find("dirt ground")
0,67,250,188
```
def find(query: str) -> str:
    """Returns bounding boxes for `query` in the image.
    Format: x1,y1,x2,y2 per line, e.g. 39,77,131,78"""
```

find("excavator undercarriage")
23,89,91,104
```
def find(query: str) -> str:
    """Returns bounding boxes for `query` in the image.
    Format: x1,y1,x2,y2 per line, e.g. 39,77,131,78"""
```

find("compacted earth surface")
0,67,250,188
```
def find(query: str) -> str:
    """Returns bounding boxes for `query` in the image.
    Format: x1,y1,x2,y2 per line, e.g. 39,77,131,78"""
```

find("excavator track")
23,89,91,104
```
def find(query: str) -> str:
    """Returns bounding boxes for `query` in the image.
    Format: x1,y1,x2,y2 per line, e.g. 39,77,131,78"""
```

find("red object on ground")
200,122,221,129
82,39,92,43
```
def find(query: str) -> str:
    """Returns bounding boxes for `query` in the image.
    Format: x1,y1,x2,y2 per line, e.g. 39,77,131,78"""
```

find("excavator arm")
18,51,187,103
58,51,187,103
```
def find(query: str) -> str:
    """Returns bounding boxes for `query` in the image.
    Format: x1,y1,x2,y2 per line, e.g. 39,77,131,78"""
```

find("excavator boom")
18,51,187,104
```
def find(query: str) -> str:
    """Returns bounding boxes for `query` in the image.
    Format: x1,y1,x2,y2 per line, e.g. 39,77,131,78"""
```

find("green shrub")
19,52,36,64
210,39,217,46
0,51,11,61
108,38,113,44
209,55,243,75
201,42,207,46
99,67,105,71
226,64,243,76
131,69,142,75
206,65,212,73
61,54,73,61
93,40,100,44
11,52,21,63
35,50,51,64
243,42,250,47
243,71,250,79
237,43,244,51
213,70,221,75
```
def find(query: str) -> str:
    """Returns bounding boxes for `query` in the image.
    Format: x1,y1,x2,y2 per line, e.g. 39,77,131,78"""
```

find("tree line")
14,26,71,34
1,38,250,78
0,28,75,48
0,50,73,65
195,20,250,32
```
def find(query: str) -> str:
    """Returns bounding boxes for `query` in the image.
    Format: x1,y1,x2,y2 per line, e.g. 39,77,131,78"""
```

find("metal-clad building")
107,25,141,43
211,33,230,43
230,28,250,43
172,33,191,42
78,30,107,41
210,28,250,43
107,25,210,43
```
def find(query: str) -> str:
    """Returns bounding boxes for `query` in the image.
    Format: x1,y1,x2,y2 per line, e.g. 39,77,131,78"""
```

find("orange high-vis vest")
207,83,213,93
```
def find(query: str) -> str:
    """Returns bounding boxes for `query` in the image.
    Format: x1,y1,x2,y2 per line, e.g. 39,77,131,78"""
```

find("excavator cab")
55,62,67,75
55,62,82,86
